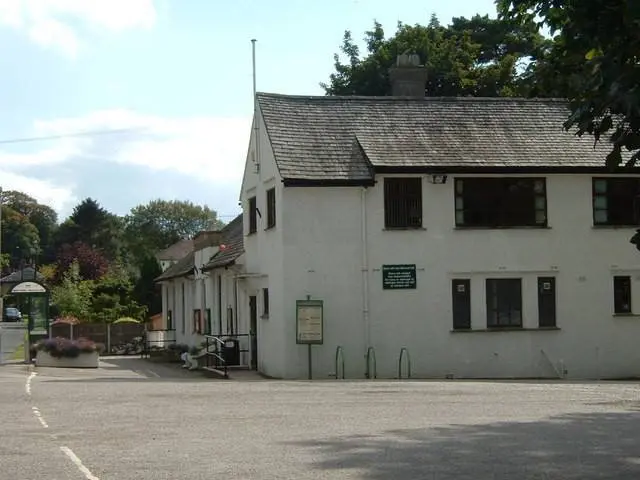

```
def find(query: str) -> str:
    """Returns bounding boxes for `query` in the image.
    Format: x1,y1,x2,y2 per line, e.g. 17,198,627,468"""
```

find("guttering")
373,165,640,174
282,178,376,187
234,273,268,279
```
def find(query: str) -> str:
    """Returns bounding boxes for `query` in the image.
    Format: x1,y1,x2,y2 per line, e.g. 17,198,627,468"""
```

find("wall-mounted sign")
296,299,323,345
10,281,46,294
382,264,417,290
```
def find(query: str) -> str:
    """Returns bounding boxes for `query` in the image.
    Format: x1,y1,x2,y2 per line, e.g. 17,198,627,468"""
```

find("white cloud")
0,110,252,215
0,168,76,212
0,0,157,56
0,137,83,168
26,110,253,182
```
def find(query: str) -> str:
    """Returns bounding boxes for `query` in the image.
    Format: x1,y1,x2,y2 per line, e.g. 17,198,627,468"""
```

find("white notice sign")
296,300,323,344
10,281,46,294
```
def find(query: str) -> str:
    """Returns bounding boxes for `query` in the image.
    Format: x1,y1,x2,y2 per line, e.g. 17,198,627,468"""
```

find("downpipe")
361,187,370,360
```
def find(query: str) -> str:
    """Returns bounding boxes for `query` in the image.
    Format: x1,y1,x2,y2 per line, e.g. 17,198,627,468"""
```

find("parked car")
3,307,22,322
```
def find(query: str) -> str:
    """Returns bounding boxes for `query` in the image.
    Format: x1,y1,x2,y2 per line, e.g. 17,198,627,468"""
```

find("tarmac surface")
2,356,640,479
0,323,26,363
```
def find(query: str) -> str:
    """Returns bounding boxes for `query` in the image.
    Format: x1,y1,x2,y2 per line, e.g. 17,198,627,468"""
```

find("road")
0,323,26,363
2,357,640,479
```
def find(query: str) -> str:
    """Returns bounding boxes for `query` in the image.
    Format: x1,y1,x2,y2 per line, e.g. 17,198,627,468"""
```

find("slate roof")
154,215,244,281
156,238,194,261
0,267,44,284
202,214,243,271
256,93,631,182
154,250,195,282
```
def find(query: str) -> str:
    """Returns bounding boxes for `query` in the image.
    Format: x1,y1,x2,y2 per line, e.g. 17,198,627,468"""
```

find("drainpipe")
201,273,207,336
361,187,370,357
233,274,239,335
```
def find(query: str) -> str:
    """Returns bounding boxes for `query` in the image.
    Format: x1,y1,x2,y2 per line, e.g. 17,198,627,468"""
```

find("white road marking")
60,446,100,480
31,406,49,428
146,369,160,378
25,370,100,478
26,371,36,395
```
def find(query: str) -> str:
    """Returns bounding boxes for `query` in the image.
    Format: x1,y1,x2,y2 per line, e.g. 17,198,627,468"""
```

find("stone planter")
35,350,99,368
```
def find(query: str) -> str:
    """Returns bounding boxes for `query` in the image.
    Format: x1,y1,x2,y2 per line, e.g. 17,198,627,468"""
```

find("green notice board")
382,264,417,290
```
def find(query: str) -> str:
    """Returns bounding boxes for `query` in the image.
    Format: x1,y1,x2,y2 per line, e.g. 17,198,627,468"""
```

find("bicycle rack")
398,347,412,379
335,346,345,379
365,346,377,379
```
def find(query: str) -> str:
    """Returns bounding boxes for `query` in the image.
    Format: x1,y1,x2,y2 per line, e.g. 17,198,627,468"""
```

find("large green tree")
90,264,147,322
322,14,550,97
1,190,58,263
54,198,123,261
124,199,223,258
0,205,40,268
497,0,640,167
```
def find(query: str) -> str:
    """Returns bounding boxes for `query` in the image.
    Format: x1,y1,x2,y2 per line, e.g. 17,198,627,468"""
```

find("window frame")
248,196,257,234
455,177,547,228
485,278,523,328
592,177,640,227
451,279,471,330
205,308,212,335
266,188,276,229
193,309,202,334
262,288,269,316
383,177,423,229
167,310,173,331
613,275,632,314
537,276,557,327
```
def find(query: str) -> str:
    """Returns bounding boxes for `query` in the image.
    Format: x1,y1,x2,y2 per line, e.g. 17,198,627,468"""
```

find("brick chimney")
193,230,224,250
388,53,428,97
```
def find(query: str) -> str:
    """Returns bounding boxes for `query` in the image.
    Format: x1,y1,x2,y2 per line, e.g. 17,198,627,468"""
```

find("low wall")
35,350,99,368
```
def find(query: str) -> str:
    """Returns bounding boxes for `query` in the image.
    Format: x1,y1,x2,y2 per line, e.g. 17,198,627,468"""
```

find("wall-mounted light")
429,174,448,184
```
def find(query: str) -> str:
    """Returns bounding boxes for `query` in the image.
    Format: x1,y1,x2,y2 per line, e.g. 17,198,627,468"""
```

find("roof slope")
257,93,625,181
156,238,194,261
203,214,243,271
154,250,195,282
0,267,45,284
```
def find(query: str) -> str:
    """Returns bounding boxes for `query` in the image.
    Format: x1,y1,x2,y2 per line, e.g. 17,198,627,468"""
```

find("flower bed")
31,337,104,368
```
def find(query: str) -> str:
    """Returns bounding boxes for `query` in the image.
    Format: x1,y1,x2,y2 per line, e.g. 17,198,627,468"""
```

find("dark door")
249,295,257,369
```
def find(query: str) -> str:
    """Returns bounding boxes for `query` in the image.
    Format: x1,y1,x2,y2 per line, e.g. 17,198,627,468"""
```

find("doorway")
249,295,257,369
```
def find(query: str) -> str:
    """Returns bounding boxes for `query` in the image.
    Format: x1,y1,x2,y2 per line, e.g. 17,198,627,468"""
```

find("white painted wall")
239,108,286,378
272,173,640,380
159,262,252,363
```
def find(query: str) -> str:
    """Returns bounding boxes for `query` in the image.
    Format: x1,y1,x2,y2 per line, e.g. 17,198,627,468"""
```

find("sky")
0,0,497,223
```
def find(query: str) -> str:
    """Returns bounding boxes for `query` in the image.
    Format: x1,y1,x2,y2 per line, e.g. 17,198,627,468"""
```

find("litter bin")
223,338,240,366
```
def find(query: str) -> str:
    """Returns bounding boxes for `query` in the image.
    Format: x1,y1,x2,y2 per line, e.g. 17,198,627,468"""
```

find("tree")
55,241,109,282
54,198,123,261
132,253,163,316
497,0,640,167
90,264,147,322
50,261,94,320
0,205,40,268
124,199,223,258
321,14,549,97
1,191,58,260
